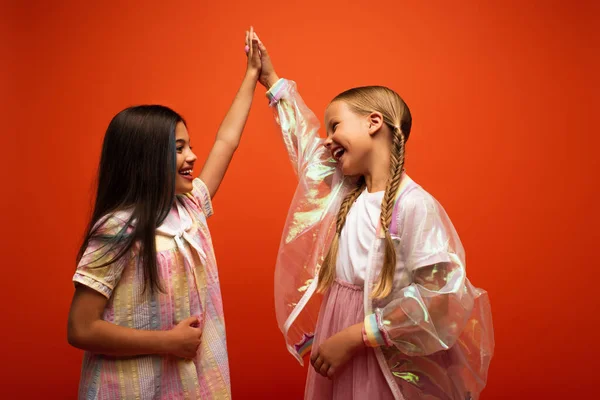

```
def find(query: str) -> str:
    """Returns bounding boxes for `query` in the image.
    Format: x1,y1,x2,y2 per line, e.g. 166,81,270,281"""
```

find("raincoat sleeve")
363,192,491,357
266,78,325,176
267,79,348,363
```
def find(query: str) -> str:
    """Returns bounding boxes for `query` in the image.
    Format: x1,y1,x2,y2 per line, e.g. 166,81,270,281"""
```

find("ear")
367,112,384,136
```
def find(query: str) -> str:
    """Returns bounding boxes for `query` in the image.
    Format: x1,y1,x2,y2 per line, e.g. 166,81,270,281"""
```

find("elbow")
440,331,459,350
67,321,90,350
227,140,241,152
216,137,240,152
67,326,83,349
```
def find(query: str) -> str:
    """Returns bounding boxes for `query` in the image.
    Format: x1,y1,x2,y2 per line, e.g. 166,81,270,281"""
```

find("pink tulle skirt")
305,280,395,400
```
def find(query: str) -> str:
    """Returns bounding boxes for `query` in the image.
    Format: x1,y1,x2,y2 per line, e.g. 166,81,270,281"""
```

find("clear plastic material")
269,79,494,399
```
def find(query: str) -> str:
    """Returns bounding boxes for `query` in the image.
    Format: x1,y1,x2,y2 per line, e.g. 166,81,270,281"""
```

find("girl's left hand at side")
310,323,364,379
245,26,261,78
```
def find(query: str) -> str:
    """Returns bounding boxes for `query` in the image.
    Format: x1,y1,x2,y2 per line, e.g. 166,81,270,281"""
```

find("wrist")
160,330,176,355
346,323,365,351
266,74,280,89
245,69,260,81
363,313,390,347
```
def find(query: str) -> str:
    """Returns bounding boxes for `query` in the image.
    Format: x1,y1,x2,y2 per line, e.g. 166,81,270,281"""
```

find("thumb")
258,40,268,55
180,316,201,327
254,34,267,53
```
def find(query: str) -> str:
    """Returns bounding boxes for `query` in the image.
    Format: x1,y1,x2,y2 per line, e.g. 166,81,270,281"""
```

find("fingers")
183,340,201,360
256,40,268,61
253,32,263,47
248,26,254,57
310,349,334,379
186,345,200,360
181,316,200,326
326,366,335,379
251,37,259,55
310,350,319,365
319,362,330,377
255,34,267,54
311,354,331,378
252,32,267,56
258,41,267,55
246,28,266,57
195,327,203,339
313,355,323,373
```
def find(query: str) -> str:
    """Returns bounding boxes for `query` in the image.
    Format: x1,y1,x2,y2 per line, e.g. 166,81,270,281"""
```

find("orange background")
2,0,599,398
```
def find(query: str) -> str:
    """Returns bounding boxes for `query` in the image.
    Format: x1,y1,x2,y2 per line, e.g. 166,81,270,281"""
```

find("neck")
364,173,389,193
363,150,391,193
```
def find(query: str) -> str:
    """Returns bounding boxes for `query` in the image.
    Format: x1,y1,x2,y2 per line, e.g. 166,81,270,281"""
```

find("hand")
310,323,364,379
251,31,279,89
245,26,261,78
166,316,202,359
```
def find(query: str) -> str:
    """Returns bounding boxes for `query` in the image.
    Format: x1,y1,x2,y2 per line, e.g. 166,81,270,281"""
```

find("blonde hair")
318,86,412,299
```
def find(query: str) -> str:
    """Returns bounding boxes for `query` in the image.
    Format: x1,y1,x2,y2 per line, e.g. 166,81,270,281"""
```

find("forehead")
325,101,351,121
175,122,189,140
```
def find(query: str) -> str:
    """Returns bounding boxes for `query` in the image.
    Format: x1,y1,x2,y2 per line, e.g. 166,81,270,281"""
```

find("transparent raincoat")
267,79,494,400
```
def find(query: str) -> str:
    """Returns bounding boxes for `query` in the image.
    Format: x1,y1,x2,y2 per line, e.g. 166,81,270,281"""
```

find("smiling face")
174,122,197,194
323,100,376,176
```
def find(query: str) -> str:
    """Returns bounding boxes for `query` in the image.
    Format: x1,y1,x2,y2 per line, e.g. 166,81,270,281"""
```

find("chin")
340,162,350,175
175,183,194,195
341,165,365,181
341,164,359,177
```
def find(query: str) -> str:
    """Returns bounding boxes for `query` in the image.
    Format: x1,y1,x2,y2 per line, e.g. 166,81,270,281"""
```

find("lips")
179,168,193,180
331,146,346,161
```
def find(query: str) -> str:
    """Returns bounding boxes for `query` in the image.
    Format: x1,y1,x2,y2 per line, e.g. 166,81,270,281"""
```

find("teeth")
180,170,192,175
333,148,344,159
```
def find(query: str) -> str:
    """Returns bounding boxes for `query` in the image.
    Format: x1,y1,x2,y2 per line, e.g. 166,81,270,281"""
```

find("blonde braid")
323,85,412,297
372,126,406,298
317,177,366,293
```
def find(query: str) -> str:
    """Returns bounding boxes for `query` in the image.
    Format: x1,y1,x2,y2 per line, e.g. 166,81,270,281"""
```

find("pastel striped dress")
73,178,230,400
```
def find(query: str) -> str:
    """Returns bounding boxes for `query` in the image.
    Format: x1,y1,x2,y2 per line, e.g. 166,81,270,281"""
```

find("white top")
336,188,385,285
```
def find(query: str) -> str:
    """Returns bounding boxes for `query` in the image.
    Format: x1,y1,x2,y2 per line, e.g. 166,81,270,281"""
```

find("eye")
332,122,339,132
189,146,193,151
176,146,183,152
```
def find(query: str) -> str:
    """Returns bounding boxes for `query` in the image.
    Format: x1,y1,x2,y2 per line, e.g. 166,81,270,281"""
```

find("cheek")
346,135,370,155
336,130,353,148
339,126,365,148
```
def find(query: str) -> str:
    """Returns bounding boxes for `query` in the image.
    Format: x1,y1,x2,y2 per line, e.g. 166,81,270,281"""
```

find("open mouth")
179,168,193,180
332,147,346,161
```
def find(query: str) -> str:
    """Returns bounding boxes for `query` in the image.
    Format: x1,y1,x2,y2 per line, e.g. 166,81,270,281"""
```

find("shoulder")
398,184,440,217
92,210,134,236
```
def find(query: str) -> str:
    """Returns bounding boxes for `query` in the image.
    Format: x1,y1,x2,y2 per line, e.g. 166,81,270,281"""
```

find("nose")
186,149,198,163
323,136,333,149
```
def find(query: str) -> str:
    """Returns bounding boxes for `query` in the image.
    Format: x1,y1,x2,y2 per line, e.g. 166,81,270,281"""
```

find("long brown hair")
317,86,412,298
77,105,183,293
